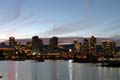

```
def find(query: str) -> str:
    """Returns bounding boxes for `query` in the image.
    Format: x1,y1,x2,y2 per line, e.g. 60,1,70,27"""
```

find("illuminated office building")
82,38,89,55
110,41,116,55
73,39,81,54
9,37,17,46
102,40,116,56
89,36,96,55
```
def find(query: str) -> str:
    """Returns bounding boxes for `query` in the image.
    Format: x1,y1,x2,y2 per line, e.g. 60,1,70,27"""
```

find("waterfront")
0,60,120,80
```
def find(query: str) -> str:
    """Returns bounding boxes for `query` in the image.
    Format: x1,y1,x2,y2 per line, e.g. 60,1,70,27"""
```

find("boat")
101,62,120,67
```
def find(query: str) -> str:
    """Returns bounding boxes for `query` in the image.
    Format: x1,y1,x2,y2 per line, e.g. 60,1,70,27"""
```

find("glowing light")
33,52,36,55
69,49,72,53
68,60,73,80
15,61,18,80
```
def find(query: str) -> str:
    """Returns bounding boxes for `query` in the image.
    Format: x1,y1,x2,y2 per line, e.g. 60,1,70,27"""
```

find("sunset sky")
0,0,120,39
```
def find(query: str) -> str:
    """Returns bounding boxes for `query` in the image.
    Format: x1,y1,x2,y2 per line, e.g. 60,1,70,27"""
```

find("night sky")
0,0,120,39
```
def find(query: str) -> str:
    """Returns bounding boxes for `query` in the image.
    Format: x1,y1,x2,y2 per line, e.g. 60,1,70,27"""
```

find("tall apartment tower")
89,36,96,55
73,39,81,54
49,37,58,51
39,38,43,52
9,37,16,46
102,40,116,56
32,36,40,54
110,42,116,55
83,38,89,55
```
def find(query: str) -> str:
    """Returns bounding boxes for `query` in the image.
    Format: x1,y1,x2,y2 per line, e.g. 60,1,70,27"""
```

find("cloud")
40,20,93,37
40,17,120,38
2,18,56,31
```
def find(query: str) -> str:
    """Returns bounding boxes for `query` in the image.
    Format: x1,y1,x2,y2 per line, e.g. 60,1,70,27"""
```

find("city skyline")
0,0,120,39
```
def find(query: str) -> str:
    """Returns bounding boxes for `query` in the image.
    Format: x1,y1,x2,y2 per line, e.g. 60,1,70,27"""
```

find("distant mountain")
0,39,6,42
111,35,120,38
3,37,120,46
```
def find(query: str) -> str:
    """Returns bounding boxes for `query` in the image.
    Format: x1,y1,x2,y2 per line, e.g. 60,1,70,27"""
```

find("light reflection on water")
68,60,72,80
0,60,120,80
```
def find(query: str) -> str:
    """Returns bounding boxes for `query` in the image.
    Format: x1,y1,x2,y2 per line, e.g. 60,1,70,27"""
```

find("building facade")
102,40,116,56
73,39,81,54
49,37,58,51
82,38,89,55
9,37,16,47
32,36,43,54
89,36,96,55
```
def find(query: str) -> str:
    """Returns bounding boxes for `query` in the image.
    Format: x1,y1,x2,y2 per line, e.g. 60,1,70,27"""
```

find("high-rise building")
102,40,116,56
102,40,110,56
9,37,16,46
39,38,43,52
32,36,40,54
89,36,96,55
83,38,89,55
110,42,116,55
73,39,81,54
26,41,32,49
49,37,58,51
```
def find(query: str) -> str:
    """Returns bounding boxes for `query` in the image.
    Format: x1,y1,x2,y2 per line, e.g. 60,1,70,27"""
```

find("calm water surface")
0,60,120,80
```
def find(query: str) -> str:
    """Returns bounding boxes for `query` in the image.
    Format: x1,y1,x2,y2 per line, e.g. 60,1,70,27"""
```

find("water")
0,60,120,80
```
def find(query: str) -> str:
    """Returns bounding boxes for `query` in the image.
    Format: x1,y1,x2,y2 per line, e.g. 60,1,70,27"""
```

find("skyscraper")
73,39,81,54
89,36,96,55
110,42,116,55
83,38,89,55
39,38,43,52
32,36,41,54
9,37,16,47
49,37,58,51
102,40,116,56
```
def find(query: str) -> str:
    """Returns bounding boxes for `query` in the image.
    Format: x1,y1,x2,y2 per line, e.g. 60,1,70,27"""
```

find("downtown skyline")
0,0,120,39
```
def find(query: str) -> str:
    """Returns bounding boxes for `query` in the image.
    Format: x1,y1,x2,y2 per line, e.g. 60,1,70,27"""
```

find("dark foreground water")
0,60,120,80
